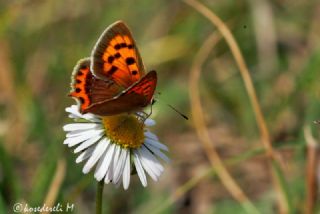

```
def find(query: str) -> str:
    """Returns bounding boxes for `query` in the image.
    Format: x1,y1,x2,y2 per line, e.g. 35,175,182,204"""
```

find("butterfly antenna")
153,93,189,120
167,104,189,120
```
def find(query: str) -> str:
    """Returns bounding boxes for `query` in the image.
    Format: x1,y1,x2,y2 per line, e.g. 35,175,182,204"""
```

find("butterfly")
69,21,157,116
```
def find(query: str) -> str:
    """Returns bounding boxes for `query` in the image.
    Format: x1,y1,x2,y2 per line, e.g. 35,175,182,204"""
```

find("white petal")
65,105,80,115
104,163,112,184
63,123,100,132
94,144,115,181
112,145,121,176
66,105,100,122
133,152,147,187
144,144,170,163
104,163,112,183
82,114,101,122
111,146,120,168
64,129,103,147
66,127,103,138
69,113,100,122
105,145,120,184
144,119,156,126
144,131,159,141
140,146,164,173
135,149,158,181
94,149,108,181
104,178,111,184
144,138,168,152
74,134,103,153
113,148,128,183
122,152,131,190
82,138,110,174
76,145,96,163
104,155,113,184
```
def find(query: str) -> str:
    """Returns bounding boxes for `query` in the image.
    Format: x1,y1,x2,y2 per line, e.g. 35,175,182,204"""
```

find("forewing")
91,21,145,88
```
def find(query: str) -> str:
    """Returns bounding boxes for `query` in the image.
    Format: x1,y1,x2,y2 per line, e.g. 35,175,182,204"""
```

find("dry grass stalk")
183,0,287,212
41,159,66,214
188,32,260,213
304,126,319,214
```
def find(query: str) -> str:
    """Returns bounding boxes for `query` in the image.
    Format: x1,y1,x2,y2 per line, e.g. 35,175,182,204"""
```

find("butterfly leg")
142,100,154,125
145,101,153,120
135,101,154,126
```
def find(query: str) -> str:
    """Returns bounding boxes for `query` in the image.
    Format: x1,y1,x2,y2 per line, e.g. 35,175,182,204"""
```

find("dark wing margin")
69,58,92,111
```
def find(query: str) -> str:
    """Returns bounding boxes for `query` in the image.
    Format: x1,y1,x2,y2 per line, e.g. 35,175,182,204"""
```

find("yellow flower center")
102,114,145,149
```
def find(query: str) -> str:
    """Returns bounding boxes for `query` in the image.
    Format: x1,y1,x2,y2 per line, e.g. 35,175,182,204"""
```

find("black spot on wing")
79,97,85,103
108,66,118,75
108,56,115,63
132,70,138,75
114,44,121,50
126,57,135,65
114,53,121,58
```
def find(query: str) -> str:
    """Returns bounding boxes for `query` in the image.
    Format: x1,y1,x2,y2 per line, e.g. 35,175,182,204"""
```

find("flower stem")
96,180,104,214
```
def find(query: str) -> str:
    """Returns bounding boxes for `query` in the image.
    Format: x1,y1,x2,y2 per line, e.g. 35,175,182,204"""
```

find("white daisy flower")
63,105,169,190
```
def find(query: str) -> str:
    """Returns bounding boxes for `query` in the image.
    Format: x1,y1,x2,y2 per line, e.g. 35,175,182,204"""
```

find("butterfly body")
69,21,157,116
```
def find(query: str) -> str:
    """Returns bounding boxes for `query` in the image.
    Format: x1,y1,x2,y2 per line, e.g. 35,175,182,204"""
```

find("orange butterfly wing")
91,21,145,88
69,58,122,113
70,21,157,116
124,70,157,104
83,71,157,116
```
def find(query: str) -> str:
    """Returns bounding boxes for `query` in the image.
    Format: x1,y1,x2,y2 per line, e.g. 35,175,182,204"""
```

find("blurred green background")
1,0,320,213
